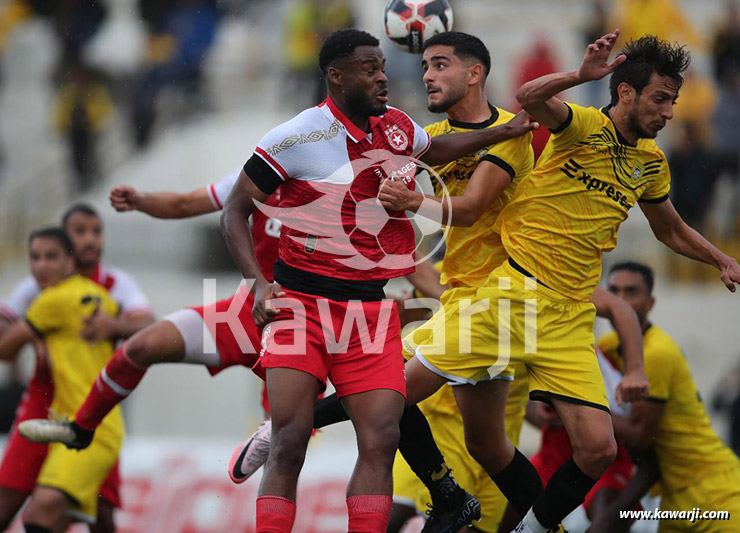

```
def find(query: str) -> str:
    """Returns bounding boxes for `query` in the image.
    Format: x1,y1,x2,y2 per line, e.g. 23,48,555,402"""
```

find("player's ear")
327,66,342,86
468,63,484,86
647,295,655,313
617,82,636,105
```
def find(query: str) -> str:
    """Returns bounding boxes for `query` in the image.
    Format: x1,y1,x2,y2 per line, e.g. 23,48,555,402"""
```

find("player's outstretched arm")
378,160,511,226
591,287,648,404
0,320,34,361
221,171,285,326
110,184,216,219
588,449,661,532
419,111,538,166
641,199,740,292
516,30,626,130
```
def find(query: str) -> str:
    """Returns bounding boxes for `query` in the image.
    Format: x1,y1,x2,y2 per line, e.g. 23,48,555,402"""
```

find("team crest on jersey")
629,161,645,184
385,124,408,151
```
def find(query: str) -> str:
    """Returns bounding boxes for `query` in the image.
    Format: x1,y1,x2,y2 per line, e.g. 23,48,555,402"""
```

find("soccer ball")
384,0,454,54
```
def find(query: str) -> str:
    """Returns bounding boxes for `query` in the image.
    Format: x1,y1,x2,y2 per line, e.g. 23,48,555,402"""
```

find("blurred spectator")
582,1,610,105
712,362,740,456
671,68,718,147
513,37,559,159
610,0,703,49
712,1,740,83
0,0,31,55
281,0,354,110
51,0,107,65
52,62,113,191
313,0,354,103
132,0,220,148
668,122,721,231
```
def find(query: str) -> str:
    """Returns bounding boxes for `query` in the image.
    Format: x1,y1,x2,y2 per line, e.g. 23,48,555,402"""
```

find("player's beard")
627,105,656,139
346,86,386,117
427,83,466,113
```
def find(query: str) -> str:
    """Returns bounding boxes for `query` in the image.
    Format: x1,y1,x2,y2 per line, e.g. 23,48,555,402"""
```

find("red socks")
256,496,296,533
75,344,147,430
254,494,389,532
347,495,392,533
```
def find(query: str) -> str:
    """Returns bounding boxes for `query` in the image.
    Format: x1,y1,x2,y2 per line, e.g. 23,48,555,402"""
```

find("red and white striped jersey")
243,97,431,285
207,171,282,283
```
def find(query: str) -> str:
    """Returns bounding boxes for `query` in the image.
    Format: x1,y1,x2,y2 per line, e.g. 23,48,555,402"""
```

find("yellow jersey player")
592,262,740,532
380,30,740,533
0,228,124,532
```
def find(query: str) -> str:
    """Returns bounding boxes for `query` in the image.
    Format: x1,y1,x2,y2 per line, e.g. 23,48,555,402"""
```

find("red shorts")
255,289,406,399
190,290,265,379
0,365,121,507
530,426,634,511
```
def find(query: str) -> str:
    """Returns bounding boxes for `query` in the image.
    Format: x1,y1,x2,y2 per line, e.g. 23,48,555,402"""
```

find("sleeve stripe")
639,194,670,204
481,154,515,181
416,130,432,158
207,184,223,210
255,147,289,181
549,103,573,134
646,396,668,404
25,318,43,338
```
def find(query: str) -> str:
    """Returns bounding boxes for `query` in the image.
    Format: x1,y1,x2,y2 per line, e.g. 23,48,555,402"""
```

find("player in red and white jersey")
221,29,537,533
0,204,154,532
18,170,283,456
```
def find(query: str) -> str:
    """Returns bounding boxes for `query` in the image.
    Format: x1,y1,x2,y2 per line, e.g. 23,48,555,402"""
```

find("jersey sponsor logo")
254,149,451,271
560,158,633,210
384,124,409,151
265,120,342,157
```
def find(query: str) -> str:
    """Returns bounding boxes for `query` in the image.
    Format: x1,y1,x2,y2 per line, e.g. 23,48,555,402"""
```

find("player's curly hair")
609,35,691,106
29,227,75,256
423,31,491,78
609,261,655,294
319,29,379,74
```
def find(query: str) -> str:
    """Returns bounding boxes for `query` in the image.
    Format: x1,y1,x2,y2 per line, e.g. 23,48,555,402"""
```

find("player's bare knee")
356,417,400,463
23,488,68,525
269,423,312,473
463,428,509,472
573,435,617,475
126,325,173,366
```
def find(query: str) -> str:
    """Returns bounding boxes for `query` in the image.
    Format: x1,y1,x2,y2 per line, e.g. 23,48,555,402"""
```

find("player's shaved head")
423,31,491,78
319,29,380,74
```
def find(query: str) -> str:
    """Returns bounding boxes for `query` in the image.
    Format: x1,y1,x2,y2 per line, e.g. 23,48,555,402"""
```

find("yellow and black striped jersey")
497,103,671,301
426,104,534,288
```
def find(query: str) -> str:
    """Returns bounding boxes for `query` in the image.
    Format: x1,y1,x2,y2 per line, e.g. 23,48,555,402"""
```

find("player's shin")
75,344,147,430
527,458,598,531
397,405,467,509
490,448,544,518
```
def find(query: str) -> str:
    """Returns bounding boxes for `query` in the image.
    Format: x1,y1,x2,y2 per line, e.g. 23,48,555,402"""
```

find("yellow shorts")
658,467,740,532
37,435,120,522
392,374,530,532
415,260,608,411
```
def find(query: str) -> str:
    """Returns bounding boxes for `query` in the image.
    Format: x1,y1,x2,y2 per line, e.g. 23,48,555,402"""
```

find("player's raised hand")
720,259,740,292
616,368,650,405
578,30,626,82
110,185,141,212
252,281,286,327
